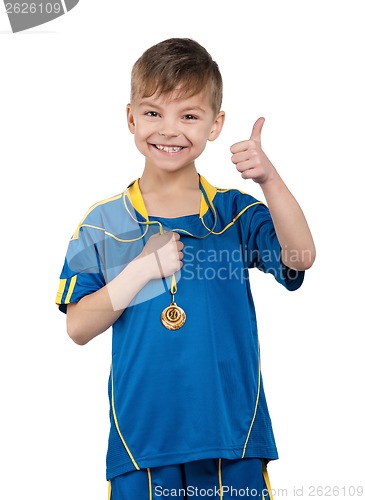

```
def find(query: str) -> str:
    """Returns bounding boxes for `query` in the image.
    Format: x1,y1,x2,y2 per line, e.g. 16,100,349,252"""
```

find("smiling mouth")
154,144,184,153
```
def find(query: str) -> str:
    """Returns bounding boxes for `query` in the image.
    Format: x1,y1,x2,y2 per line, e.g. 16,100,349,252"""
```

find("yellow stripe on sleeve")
65,275,77,304
55,278,67,304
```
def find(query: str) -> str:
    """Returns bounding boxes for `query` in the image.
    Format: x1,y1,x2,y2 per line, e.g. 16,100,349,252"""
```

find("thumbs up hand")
230,117,276,185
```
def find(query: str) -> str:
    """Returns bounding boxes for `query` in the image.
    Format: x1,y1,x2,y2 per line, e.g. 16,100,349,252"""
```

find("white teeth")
155,145,183,153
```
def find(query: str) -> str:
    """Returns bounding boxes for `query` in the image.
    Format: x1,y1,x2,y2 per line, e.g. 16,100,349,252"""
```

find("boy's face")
126,89,225,173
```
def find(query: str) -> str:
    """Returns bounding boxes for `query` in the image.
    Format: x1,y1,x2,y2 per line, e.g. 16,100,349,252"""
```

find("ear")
208,111,225,142
126,104,135,134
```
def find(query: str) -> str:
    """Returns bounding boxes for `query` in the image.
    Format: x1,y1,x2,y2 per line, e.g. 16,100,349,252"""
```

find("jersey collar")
124,174,217,221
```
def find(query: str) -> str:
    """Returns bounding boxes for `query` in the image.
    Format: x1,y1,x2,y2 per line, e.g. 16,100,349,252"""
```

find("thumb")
250,117,265,143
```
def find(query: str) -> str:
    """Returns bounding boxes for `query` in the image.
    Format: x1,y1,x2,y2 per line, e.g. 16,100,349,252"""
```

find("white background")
1,1,364,499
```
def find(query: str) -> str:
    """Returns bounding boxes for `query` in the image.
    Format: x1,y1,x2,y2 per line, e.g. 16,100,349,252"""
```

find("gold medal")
161,274,186,330
161,300,186,330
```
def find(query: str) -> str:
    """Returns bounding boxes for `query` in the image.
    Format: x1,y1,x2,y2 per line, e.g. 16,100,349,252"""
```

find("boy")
56,38,315,499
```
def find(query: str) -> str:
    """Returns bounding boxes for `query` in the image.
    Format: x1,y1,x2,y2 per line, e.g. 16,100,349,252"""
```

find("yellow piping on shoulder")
71,193,124,240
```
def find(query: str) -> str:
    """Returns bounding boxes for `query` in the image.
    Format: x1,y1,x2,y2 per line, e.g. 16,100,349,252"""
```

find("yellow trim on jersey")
65,275,77,303
55,278,67,304
111,366,140,470
71,193,124,240
108,480,111,500
77,223,150,243
124,175,217,221
125,178,149,219
125,175,263,238
147,468,153,500
262,462,274,500
242,343,261,458
199,175,217,218
66,176,264,245
218,458,223,500
208,202,263,235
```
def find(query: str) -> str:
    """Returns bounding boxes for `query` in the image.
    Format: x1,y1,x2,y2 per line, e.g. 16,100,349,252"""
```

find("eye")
145,111,159,117
183,114,198,120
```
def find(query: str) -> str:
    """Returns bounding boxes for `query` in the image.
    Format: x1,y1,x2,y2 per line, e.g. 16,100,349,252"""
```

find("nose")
158,117,179,138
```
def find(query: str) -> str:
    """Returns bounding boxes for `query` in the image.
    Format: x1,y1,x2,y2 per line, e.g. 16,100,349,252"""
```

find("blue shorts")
108,458,273,499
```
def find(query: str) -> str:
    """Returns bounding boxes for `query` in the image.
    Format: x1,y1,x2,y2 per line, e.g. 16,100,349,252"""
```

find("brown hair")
130,38,223,115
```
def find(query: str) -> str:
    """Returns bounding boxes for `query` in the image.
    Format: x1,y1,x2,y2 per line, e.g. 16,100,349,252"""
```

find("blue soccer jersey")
56,175,304,480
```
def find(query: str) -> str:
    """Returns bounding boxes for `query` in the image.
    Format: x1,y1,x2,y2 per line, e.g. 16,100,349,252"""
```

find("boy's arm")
66,232,183,345
230,117,316,271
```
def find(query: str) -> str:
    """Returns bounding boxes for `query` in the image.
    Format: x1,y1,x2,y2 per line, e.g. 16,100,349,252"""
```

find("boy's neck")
138,164,201,218
139,164,200,194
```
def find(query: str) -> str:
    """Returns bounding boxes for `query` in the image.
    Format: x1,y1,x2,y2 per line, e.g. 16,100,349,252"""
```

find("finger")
230,140,252,154
171,232,180,241
235,162,255,176
249,117,265,143
241,168,255,180
163,231,178,241
231,150,252,165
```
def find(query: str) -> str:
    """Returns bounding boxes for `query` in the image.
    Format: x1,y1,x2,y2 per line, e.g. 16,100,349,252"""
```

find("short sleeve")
245,203,305,291
55,225,106,313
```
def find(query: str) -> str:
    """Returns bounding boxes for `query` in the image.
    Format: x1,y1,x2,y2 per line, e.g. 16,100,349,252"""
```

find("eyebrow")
138,100,162,109
138,100,207,114
181,106,207,114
